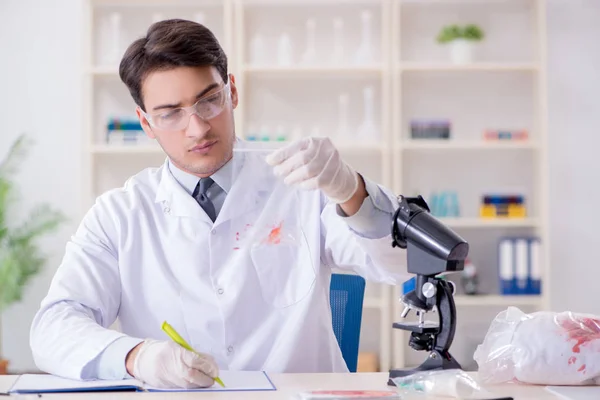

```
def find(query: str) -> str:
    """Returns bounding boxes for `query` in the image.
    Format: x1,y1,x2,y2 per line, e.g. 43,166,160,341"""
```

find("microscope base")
387,350,462,386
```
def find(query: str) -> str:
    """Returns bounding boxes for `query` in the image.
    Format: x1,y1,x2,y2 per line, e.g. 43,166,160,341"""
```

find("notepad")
7,371,276,394
546,386,600,400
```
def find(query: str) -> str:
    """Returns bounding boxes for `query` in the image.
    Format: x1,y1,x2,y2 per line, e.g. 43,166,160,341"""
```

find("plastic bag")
474,306,600,385
229,141,315,308
230,141,303,248
390,369,488,399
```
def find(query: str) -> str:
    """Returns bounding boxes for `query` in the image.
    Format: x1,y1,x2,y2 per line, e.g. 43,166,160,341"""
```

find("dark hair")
119,19,228,111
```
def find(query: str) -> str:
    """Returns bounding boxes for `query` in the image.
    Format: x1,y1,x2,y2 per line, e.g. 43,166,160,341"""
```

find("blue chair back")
329,273,366,372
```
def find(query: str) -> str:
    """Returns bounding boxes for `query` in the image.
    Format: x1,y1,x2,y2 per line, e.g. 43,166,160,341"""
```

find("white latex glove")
132,339,219,389
265,137,359,204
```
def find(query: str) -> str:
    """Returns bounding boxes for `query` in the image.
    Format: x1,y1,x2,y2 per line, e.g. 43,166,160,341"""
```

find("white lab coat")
30,151,408,380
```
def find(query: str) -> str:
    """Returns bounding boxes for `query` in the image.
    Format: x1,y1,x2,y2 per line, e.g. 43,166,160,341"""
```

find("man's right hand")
125,339,219,388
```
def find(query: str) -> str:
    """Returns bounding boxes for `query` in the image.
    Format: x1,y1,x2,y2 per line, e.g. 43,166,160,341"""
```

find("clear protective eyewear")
142,81,231,131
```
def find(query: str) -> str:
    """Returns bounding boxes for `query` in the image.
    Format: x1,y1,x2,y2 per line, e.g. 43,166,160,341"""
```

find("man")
30,19,408,389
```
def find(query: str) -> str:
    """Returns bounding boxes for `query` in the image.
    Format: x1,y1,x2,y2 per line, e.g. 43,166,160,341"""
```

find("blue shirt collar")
168,157,234,196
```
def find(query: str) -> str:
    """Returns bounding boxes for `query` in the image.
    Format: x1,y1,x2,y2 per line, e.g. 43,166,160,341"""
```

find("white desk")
0,373,560,399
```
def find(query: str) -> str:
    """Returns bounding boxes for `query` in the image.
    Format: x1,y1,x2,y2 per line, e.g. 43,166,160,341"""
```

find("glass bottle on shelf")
107,12,122,66
301,18,317,65
250,33,267,66
275,125,288,142
331,17,345,65
357,85,378,141
259,125,271,141
354,10,374,65
277,33,293,66
246,123,258,141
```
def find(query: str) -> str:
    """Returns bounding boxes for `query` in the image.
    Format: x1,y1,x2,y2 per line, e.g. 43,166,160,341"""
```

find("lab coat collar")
155,151,273,224
155,158,208,220
167,158,234,196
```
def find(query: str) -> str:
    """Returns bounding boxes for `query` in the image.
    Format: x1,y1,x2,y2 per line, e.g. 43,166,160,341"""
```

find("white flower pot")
449,39,475,65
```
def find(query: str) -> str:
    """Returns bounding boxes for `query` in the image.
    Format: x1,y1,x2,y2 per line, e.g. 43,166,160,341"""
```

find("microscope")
388,195,469,384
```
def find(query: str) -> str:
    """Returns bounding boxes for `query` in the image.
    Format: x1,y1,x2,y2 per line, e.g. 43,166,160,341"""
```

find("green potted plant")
437,24,485,64
0,134,65,374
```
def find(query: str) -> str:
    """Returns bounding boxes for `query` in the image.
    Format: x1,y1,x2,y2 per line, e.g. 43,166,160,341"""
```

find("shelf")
242,0,380,6
401,0,531,5
399,63,538,72
89,65,383,76
91,141,383,155
400,140,538,150
454,294,542,307
92,0,224,7
90,64,383,76
91,144,163,154
243,65,384,75
437,217,540,229
237,140,384,152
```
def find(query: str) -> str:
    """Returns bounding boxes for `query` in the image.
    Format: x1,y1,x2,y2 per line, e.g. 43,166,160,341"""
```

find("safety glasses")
141,81,231,131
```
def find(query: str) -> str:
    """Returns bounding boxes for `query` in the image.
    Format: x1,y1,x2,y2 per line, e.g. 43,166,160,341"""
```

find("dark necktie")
193,177,217,222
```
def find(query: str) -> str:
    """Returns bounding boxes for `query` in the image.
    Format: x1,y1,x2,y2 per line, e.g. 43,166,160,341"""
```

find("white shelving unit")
390,0,549,370
83,0,549,374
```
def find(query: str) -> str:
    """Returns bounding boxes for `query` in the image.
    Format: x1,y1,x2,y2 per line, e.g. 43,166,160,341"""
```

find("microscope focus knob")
449,280,456,295
422,282,437,299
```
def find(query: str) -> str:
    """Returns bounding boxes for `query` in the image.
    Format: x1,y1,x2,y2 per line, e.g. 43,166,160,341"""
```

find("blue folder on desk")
7,371,276,394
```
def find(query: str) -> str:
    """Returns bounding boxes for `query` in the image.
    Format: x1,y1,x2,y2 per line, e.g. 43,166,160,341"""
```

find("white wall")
0,0,84,372
0,0,599,372
546,0,600,314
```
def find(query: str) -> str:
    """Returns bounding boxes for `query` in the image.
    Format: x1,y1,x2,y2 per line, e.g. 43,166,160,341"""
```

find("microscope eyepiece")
392,195,469,276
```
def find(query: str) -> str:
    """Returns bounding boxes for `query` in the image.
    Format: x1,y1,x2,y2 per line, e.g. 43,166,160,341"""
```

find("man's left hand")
265,137,365,208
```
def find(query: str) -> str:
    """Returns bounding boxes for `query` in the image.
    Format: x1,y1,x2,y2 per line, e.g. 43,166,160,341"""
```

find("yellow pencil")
161,321,225,388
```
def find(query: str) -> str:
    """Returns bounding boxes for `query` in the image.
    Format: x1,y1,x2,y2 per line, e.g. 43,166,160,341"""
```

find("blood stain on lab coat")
234,224,252,248
560,317,600,354
578,364,586,372
267,222,283,245
568,356,577,365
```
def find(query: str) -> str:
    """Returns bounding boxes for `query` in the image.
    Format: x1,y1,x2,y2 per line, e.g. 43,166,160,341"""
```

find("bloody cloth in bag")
474,306,600,385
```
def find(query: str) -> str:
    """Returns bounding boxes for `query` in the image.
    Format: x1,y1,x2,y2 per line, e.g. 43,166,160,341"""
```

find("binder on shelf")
515,238,528,294
498,236,542,296
528,238,542,295
499,238,515,295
